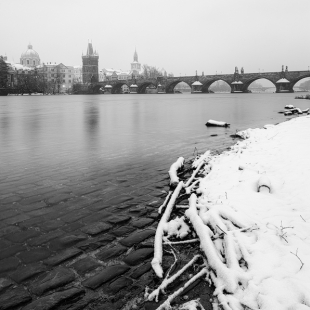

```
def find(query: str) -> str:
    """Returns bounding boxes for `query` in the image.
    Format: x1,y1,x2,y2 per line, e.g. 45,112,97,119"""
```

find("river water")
1,93,308,181
0,92,309,308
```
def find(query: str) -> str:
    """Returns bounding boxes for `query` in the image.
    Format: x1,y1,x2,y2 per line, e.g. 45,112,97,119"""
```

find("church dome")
20,44,40,67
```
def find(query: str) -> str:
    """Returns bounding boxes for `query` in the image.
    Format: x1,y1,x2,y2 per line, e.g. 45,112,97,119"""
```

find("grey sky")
1,0,310,76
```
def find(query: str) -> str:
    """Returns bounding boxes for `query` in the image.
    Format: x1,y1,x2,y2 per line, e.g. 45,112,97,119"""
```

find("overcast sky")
1,0,310,76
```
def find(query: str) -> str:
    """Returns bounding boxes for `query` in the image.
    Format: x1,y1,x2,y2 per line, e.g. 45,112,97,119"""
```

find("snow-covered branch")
152,181,184,278
168,157,184,186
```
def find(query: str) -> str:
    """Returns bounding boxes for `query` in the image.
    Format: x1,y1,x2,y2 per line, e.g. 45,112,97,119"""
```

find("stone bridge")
91,69,310,94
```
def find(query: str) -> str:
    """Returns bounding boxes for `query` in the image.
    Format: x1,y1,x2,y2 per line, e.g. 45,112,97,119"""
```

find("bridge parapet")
90,70,310,94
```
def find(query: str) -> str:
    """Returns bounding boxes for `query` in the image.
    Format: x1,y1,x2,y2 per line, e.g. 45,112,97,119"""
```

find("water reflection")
84,105,99,135
0,93,304,178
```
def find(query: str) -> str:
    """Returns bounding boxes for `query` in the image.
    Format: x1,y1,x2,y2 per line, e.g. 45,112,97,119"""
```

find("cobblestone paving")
0,138,233,309
0,156,175,310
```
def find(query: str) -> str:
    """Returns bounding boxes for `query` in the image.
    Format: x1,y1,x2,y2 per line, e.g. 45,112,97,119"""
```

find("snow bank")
151,115,310,310
195,115,310,309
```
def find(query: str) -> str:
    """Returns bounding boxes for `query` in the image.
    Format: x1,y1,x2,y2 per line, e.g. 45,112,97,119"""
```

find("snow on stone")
191,115,310,309
285,104,295,109
206,120,230,127
276,78,290,83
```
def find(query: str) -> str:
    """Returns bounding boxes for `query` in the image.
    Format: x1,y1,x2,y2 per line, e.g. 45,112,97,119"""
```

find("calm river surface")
1,93,309,309
1,93,308,182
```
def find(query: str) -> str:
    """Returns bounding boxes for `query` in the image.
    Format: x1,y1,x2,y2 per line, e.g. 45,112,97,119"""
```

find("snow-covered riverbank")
150,115,310,310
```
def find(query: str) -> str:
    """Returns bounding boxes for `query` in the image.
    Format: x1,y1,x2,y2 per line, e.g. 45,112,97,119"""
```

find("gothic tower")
131,48,141,78
82,42,99,84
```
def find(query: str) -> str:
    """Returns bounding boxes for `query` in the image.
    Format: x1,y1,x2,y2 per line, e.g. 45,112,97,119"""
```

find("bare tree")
141,64,164,79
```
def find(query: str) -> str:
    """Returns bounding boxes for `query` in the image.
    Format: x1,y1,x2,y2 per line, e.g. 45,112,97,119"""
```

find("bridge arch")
202,79,231,93
165,80,192,93
111,82,129,94
291,74,310,90
138,82,157,94
243,76,276,92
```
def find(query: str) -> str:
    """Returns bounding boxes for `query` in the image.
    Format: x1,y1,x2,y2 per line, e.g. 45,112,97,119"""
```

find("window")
69,75,71,78
63,80,65,83
52,69,54,72
27,60,29,64
69,70,71,73
51,79,54,82
33,60,35,65
69,80,71,83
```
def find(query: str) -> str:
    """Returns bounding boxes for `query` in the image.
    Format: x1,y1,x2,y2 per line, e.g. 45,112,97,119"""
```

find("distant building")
20,44,40,68
82,42,99,84
99,69,105,82
130,49,142,78
102,68,129,81
37,62,74,92
73,65,82,83
3,55,35,88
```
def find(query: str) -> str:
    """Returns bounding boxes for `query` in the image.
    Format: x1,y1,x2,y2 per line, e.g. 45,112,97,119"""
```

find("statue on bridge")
241,67,244,74
235,66,239,74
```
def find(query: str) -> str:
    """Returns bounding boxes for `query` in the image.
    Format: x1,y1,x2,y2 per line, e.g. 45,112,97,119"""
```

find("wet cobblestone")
0,151,213,309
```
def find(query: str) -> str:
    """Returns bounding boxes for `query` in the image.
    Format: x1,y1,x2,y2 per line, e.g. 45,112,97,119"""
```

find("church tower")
82,42,99,84
131,48,141,78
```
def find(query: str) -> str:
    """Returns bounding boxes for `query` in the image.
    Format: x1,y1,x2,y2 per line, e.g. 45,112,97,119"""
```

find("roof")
11,63,33,71
231,81,243,84
276,78,290,83
21,44,40,60
192,81,202,86
130,84,138,87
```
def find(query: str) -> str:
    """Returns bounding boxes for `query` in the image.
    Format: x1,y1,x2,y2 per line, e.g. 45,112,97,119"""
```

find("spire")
134,48,138,62
87,42,94,56
28,43,33,49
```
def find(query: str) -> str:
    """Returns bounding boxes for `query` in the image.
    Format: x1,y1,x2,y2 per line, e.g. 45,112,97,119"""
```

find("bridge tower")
82,42,99,84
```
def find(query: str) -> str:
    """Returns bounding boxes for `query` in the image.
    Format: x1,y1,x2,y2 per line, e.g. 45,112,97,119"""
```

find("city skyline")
1,0,310,76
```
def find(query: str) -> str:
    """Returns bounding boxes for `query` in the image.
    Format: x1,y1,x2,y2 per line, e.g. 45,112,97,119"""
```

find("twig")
148,255,202,302
300,215,306,222
280,220,294,230
164,248,178,280
193,146,199,157
158,191,172,214
155,267,208,310
290,248,304,270
163,238,200,245
278,221,294,243
268,133,279,140
216,224,227,235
